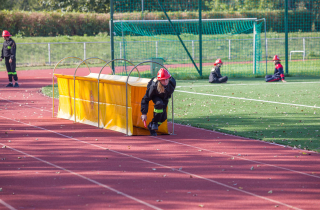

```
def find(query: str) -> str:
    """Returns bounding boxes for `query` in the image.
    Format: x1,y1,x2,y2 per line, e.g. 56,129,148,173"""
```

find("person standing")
0,30,19,87
141,68,176,136
209,58,228,83
265,55,286,82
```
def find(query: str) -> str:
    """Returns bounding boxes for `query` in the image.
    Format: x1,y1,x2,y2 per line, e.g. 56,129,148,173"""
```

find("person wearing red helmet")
209,58,228,83
265,55,286,82
140,68,176,136
0,30,19,87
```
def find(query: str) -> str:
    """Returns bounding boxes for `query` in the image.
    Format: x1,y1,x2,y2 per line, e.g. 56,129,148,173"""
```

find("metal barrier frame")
52,57,89,118
125,61,175,136
97,59,138,128
72,57,110,123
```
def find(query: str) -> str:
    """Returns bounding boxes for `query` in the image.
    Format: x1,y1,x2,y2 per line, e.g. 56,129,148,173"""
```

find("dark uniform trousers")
151,96,168,125
5,57,18,82
265,75,280,82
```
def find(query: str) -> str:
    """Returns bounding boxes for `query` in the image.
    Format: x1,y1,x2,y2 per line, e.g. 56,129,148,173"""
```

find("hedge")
0,10,318,37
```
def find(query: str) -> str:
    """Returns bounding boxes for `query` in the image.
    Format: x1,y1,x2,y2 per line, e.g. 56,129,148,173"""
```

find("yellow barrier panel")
54,73,168,136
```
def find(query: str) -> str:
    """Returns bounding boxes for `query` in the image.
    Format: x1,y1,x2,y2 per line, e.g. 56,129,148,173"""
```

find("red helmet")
2,30,12,37
157,68,171,80
214,58,223,66
272,55,281,61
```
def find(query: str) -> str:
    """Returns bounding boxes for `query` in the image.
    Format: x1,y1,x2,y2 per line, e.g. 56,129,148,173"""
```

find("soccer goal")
112,18,266,78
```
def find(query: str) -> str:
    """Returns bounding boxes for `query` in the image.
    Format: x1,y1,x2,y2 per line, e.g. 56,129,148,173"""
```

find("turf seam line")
0,199,17,210
175,90,320,109
0,116,305,210
0,142,162,210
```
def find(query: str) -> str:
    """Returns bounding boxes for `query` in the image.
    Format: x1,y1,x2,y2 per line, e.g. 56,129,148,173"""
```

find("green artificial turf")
168,77,320,152
43,76,320,152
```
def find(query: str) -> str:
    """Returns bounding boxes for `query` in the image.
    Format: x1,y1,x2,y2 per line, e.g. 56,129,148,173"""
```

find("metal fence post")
253,22,256,74
228,39,231,60
84,42,86,60
192,40,195,59
156,41,158,57
120,42,122,58
48,43,51,65
303,38,305,60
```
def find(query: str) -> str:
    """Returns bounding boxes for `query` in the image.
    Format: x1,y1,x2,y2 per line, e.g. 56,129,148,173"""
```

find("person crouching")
140,68,176,136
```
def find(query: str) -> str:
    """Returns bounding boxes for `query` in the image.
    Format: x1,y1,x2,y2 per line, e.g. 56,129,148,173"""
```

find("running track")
0,68,319,210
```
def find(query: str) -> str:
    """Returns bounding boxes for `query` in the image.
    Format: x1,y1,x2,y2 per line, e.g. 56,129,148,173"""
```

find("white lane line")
176,81,320,88
172,122,319,154
0,97,52,113
0,199,17,210
0,116,303,210
152,134,320,179
175,90,320,109
2,91,319,171
0,145,162,210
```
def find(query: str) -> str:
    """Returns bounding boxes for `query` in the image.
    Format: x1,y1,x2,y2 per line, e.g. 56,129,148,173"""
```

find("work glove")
141,114,147,122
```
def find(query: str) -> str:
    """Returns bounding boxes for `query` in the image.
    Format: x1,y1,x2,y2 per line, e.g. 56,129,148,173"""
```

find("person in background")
141,68,176,136
265,55,286,82
0,30,19,87
209,58,228,83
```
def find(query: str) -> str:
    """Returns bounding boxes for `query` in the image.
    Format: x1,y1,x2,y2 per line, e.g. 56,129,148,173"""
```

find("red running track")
0,69,320,210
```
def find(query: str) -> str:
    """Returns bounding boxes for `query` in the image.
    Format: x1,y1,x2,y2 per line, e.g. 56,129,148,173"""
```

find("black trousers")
151,96,168,125
5,57,18,82
209,76,228,83
265,75,280,82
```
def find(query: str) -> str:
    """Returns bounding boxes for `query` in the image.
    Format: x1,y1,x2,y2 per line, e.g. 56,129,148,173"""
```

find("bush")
0,10,317,37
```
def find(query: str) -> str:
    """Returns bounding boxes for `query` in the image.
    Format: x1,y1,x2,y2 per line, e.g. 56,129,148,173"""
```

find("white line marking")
0,116,304,209
0,199,17,210
0,97,52,113
152,133,320,179
176,81,320,88
171,122,319,154
175,90,320,109
0,144,162,210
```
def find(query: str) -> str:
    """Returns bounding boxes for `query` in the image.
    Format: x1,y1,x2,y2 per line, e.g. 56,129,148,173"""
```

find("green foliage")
0,11,110,36
0,9,318,37
41,0,110,13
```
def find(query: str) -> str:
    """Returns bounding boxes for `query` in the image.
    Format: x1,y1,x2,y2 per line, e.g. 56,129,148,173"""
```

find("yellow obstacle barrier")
54,73,169,136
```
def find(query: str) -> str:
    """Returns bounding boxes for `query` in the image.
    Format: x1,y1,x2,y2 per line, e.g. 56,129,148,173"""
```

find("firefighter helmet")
157,68,171,80
214,58,223,66
2,30,12,37
272,55,281,61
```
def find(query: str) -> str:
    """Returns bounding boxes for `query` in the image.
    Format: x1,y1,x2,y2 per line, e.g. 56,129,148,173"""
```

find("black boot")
151,122,158,130
14,82,19,88
6,83,13,87
148,123,157,136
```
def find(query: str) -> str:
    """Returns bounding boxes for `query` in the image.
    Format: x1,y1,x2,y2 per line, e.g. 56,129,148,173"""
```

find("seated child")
265,55,287,82
209,59,228,83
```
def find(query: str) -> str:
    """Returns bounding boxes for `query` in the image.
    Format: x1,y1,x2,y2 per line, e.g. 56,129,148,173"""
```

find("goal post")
112,18,265,78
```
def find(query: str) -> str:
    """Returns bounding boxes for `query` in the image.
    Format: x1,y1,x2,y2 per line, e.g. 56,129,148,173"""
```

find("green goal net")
113,18,264,79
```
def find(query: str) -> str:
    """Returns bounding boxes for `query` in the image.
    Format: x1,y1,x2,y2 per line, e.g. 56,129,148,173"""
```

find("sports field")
43,75,320,152
172,77,320,152
1,68,320,210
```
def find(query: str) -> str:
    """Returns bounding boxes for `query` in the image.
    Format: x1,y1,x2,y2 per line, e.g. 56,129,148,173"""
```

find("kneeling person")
209,59,228,83
141,68,176,136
